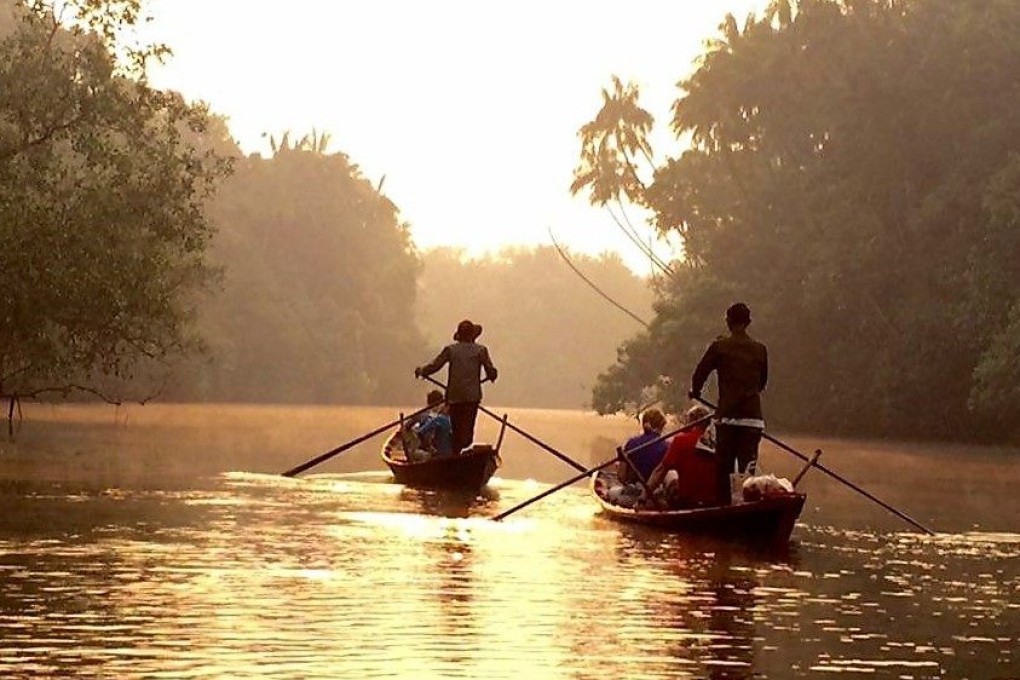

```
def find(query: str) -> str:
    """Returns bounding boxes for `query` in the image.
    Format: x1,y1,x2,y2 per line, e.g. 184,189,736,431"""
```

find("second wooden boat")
591,468,806,546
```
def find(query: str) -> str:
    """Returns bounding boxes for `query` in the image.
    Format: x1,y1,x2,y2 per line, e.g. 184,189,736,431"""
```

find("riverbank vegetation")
576,0,1020,442
164,131,427,405
416,247,651,409
0,0,230,408
0,0,651,416
4,0,1019,443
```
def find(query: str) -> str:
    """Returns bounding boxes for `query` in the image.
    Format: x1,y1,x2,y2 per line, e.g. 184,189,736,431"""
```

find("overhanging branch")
548,227,650,329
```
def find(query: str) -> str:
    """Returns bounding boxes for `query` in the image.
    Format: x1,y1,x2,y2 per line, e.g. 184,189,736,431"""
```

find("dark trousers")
449,402,479,454
715,424,762,505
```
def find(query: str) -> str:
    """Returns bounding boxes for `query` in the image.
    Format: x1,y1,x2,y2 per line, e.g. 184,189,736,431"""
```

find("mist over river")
0,404,1017,679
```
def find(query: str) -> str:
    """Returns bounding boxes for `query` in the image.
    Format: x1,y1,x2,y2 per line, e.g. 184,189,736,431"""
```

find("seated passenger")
402,390,448,462
618,408,668,485
414,390,445,450
414,399,453,458
648,405,722,508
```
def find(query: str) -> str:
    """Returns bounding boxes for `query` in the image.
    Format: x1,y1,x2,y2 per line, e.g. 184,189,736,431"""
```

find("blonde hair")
684,405,711,425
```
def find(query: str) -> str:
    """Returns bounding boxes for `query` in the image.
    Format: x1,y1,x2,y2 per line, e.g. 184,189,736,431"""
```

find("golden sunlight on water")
0,404,1018,679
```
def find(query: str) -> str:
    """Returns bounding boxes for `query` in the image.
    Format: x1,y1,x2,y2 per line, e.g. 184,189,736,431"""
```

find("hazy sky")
140,0,767,274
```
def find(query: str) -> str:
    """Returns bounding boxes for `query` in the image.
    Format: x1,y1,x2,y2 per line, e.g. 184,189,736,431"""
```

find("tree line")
165,155,653,408
162,128,427,405
0,0,651,414
6,0,1020,443
574,0,1020,442
0,0,227,408
416,247,651,409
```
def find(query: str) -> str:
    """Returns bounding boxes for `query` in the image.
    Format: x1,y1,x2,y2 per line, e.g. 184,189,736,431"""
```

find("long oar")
493,412,715,521
281,402,434,477
692,396,935,535
792,449,823,488
421,375,588,473
492,456,620,521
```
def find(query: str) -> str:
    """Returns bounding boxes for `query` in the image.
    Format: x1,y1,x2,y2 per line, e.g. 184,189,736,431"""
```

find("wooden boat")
380,425,503,492
591,468,806,546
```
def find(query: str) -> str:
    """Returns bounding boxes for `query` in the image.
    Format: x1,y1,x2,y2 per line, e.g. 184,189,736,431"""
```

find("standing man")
690,302,768,505
415,319,498,454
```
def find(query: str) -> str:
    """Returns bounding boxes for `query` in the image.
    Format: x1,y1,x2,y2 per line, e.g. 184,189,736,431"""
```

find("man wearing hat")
415,319,498,454
690,302,768,505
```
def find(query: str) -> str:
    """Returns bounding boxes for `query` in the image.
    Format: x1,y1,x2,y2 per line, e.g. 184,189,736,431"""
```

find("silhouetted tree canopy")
577,0,1020,442
166,133,426,405
417,247,652,409
0,0,229,404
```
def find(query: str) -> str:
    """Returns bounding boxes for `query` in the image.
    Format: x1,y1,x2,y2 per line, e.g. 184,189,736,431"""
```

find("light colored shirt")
419,341,497,404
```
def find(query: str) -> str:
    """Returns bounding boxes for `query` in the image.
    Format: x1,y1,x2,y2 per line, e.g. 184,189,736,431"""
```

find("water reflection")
430,524,478,666
399,485,501,519
604,523,802,679
0,472,1017,679
704,557,757,680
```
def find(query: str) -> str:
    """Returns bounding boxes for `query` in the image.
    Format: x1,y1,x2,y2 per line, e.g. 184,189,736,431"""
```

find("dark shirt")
623,430,668,481
420,341,497,404
691,332,768,421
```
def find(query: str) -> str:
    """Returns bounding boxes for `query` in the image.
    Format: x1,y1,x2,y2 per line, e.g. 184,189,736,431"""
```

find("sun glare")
139,0,767,272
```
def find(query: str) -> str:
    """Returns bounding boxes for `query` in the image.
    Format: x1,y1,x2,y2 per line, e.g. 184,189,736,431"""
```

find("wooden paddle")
494,413,509,452
492,412,716,521
280,403,437,477
615,443,664,510
492,456,621,522
283,377,496,477
420,375,588,473
793,449,822,488
691,395,935,535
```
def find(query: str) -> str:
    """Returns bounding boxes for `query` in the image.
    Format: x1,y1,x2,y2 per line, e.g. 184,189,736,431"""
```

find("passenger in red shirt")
648,405,723,508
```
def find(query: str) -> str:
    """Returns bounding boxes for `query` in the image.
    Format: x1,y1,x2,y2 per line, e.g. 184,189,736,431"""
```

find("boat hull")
592,469,805,546
381,431,499,492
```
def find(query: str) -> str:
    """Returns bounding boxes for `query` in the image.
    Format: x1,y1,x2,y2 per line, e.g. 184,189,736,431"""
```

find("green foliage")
970,302,1020,436
584,0,1020,441
571,76,655,208
166,135,425,405
416,247,652,409
0,0,229,401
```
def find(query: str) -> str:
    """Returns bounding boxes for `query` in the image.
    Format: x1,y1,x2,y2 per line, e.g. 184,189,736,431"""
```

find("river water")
0,404,1017,679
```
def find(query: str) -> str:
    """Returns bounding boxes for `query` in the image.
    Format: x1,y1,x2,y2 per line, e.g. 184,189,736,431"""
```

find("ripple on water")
0,474,1018,679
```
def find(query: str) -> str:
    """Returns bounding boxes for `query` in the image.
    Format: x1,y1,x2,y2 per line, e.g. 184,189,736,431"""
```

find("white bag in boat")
741,473,794,501
730,471,751,504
